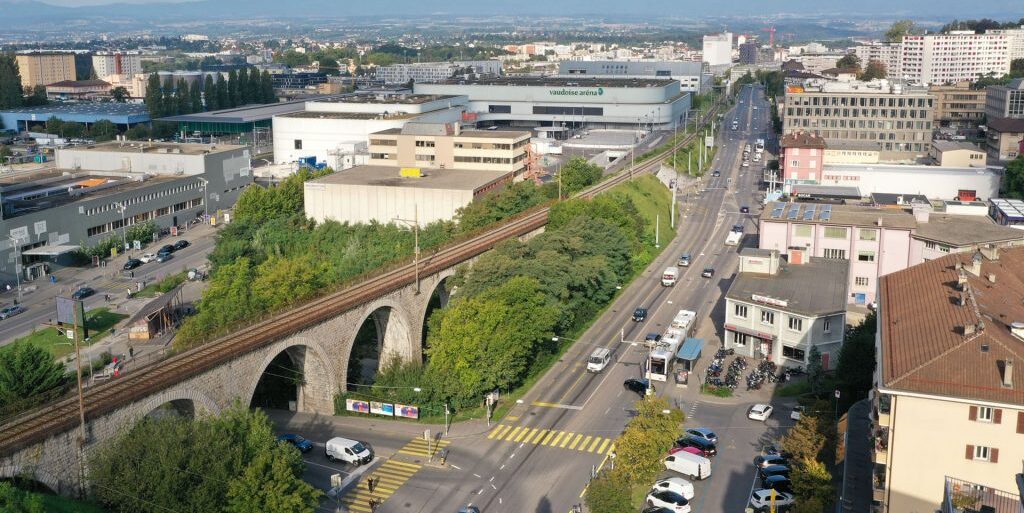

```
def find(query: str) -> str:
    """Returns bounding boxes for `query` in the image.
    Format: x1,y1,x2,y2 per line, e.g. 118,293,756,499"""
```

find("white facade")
853,43,903,78
988,26,1024,61
375,61,502,85
818,163,1001,200
702,33,733,67
92,52,143,79
558,60,710,93
856,32,1011,85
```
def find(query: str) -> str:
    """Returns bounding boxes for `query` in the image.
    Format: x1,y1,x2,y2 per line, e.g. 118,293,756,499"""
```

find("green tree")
861,59,887,80
885,20,920,43
0,342,68,412
190,77,204,113
0,482,45,513
0,54,24,109
236,67,250,105
584,473,633,513
835,312,876,411
174,78,191,115
1005,157,1024,199
224,447,321,513
227,69,239,108
175,258,258,350
45,116,63,136
807,345,824,396
791,458,835,513
215,73,229,110
559,156,603,196
144,73,163,117
260,70,276,103
613,397,684,484
0,145,12,160
204,73,218,110
278,50,311,68
89,119,117,141
124,124,151,140
24,85,48,106
455,181,547,233
836,53,861,70
781,412,827,462
110,86,129,102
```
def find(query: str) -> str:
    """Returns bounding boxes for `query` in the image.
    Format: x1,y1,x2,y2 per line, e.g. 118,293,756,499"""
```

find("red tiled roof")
879,248,1024,405
781,131,827,149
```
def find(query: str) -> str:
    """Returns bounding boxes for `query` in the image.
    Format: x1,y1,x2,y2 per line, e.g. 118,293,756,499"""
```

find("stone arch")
138,388,221,419
246,337,337,414
0,464,64,495
418,269,458,349
351,298,415,368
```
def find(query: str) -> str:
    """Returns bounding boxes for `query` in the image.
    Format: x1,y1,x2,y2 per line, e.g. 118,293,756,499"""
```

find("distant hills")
1,0,1022,29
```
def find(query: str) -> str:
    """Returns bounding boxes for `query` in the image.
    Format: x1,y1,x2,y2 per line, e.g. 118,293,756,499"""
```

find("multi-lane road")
274,85,801,513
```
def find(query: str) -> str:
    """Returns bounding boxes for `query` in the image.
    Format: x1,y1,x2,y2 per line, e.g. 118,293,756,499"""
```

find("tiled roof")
987,117,1024,133
781,131,827,149
879,248,1024,405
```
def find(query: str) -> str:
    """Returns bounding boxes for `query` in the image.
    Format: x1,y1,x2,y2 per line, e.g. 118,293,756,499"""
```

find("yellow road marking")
505,426,524,442
559,433,575,448
528,429,548,444
521,428,539,444
491,424,512,440
597,438,611,454
548,431,566,446
531,401,560,408
568,434,584,450
506,416,519,421
587,437,602,452
513,427,531,443
541,430,556,445
577,435,593,451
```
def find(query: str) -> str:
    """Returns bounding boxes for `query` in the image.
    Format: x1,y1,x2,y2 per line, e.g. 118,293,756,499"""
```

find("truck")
725,231,742,246
662,266,679,286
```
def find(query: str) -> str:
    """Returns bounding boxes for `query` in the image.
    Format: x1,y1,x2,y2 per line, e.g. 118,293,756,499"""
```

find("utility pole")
7,236,22,304
72,300,88,498
114,202,127,254
393,205,420,294
655,214,660,248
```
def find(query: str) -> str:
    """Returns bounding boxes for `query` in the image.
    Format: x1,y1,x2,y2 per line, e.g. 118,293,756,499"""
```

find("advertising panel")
395,404,419,419
345,399,370,414
369,401,394,416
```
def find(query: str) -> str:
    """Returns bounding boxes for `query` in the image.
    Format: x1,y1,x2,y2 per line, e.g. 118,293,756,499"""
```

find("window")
790,160,800,167
734,304,748,318
293,139,302,150
761,310,775,326
824,227,848,239
782,346,806,361
977,406,993,422
733,332,749,347
488,104,511,114
855,277,869,287
788,317,803,332
859,229,877,241
973,445,991,461
823,248,847,259
794,225,812,237
824,318,832,334
925,241,937,250
858,251,876,262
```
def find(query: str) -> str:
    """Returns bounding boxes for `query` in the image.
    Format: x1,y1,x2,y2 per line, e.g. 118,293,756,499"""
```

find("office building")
368,123,531,177
702,33,733,67
0,142,251,284
413,77,692,131
929,82,987,129
738,42,760,65
15,52,76,89
985,78,1024,120
783,79,935,161
758,202,1024,305
92,51,143,79
723,248,848,369
928,140,986,167
558,60,710,93
872,246,1024,513
303,165,510,227
375,61,502,85
272,93,468,168
985,117,1024,161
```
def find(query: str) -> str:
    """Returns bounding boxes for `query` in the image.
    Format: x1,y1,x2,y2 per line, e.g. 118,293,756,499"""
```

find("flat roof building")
375,60,502,85
702,33,732,67
15,52,76,90
928,140,986,168
558,60,710,93
368,123,531,178
723,248,848,369
92,51,143,80
0,103,150,132
413,77,691,131
45,80,111,101
303,165,510,227
818,163,999,201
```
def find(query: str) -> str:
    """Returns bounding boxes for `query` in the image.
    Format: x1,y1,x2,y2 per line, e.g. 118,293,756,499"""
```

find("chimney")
979,244,1000,262
964,323,976,336
957,269,968,290
967,251,983,277
912,202,931,223
876,217,883,227
1004,359,1014,388
987,273,996,284
1011,321,1024,340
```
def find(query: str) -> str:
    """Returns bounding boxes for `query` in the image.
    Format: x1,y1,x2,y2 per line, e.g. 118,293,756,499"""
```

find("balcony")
872,427,889,465
942,476,1022,513
873,393,891,427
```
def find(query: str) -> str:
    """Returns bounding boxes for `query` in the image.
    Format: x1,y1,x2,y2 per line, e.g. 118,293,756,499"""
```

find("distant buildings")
983,78,1024,161
558,60,710,93
374,61,502,85
872,246,1024,513
44,80,111,101
929,82,986,129
92,51,143,79
853,31,1011,85
15,52,76,89
723,248,848,369
0,103,150,132
702,33,732,67
985,78,1024,120
738,42,759,65
928,140,987,168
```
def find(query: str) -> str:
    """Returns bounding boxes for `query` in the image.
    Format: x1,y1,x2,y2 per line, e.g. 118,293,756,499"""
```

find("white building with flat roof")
558,60,710,93
374,61,502,85
818,163,1001,200
855,32,1011,85
92,51,143,79
702,33,733,67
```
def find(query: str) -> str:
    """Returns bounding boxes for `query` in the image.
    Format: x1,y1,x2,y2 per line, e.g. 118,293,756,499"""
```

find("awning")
676,338,706,361
724,323,775,341
22,244,81,256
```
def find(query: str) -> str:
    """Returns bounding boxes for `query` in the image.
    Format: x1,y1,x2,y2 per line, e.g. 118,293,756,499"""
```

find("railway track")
0,101,722,456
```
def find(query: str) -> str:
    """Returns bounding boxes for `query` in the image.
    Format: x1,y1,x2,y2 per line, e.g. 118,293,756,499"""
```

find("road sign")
133,240,141,250
834,389,841,399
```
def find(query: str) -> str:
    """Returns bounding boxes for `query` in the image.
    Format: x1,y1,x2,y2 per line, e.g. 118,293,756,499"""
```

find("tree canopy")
836,53,861,70
884,20,921,43
0,342,69,414
861,59,887,81
1005,157,1024,200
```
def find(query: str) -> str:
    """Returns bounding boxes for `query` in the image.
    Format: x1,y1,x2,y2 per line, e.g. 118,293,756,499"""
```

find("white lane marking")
491,483,497,490
473,473,481,478
489,476,495,482
500,464,506,470
450,464,462,470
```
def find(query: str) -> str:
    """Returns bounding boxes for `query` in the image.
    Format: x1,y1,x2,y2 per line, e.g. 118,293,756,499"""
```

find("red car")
668,446,704,457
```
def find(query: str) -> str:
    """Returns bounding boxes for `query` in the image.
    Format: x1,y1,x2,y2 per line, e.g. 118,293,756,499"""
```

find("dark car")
276,433,314,453
645,333,662,344
701,268,715,278
458,507,481,513
761,475,793,493
731,224,744,233
173,239,190,250
758,464,791,480
123,258,143,271
740,205,750,214
0,305,26,319
157,244,175,256
632,307,648,322
70,287,95,300
156,253,173,263
754,454,788,468
624,378,650,397
762,444,794,459
675,436,717,457
640,508,673,513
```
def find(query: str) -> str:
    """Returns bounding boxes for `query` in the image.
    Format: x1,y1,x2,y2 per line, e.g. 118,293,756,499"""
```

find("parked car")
668,446,705,457
675,436,717,457
173,239,190,250
701,268,715,278
632,307,648,322
761,475,793,493
123,258,143,271
761,444,793,459
70,287,95,300
0,305,26,319
458,507,481,513
645,490,690,513
741,161,750,167
157,244,175,256
139,253,157,263
711,170,721,177
750,489,795,511
748,403,774,421
156,253,173,263
277,433,313,453
641,508,674,513
731,224,744,233
623,378,650,397
791,405,805,421
664,452,711,480
740,205,750,213
650,477,695,501
758,464,791,481
753,454,788,469
685,428,718,445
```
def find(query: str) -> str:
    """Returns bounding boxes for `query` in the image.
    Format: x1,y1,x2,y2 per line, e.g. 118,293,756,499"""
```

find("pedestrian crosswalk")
397,436,450,458
486,424,615,455
339,459,421,513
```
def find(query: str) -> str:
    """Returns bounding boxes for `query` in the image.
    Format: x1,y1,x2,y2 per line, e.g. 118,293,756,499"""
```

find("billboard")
370,402,394,416
345,399,370,414
395,404,419,419
55,296,86,329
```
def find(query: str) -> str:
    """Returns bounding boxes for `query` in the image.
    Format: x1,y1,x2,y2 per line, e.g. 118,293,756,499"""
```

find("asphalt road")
0,225,218,346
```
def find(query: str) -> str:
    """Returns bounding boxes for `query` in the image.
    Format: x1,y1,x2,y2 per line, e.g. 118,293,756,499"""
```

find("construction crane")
764,25,776,47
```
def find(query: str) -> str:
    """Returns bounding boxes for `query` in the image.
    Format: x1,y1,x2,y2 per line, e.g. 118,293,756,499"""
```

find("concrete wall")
304,181,474,227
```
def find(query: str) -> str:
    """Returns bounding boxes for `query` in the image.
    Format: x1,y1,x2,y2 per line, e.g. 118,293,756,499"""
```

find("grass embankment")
41,494,107,513
612,174,676,258
700,384,734,397
10,307,127,359
135,271,188,298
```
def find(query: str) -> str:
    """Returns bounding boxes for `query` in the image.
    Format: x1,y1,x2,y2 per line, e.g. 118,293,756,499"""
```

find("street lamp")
393,204,420,294
7,235,22,303
195,177,209,221
113,202,127,253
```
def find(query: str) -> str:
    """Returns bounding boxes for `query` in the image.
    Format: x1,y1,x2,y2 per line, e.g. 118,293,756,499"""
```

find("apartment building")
872,246,1024,513
758,202,1024,305
853,43,902,78
929,81,986,129
987,26,1024,61
723,248,847,369
901,32,1011,85
783,79,934,161
92,51,143,79
702,33,732,67
14,52,76,89
780,131,827,186
374,61,502,85
986,117,1024,161
368,123,530,177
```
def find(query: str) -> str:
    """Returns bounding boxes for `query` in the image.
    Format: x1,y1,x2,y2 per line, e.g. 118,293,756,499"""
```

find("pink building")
781,131,826,189
758,202,1024,305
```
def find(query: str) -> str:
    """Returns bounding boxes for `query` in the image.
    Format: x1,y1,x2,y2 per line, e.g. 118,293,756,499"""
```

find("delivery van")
587,347,612,372
664,451,712,480
325,437,373,465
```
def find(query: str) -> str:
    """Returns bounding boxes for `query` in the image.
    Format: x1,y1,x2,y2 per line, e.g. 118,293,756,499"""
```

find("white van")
325,437,373,465
664,451,712,480
587,347,612,373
